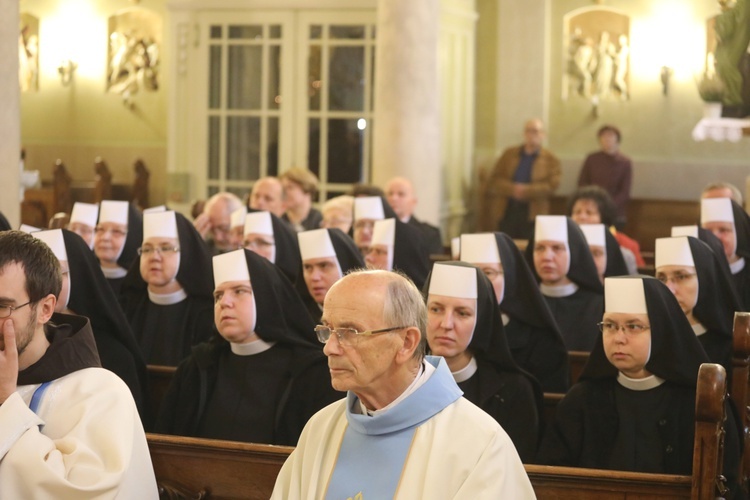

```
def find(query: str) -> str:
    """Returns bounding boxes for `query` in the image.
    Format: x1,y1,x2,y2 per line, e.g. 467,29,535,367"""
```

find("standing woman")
424,261,542,462
461,232,569,393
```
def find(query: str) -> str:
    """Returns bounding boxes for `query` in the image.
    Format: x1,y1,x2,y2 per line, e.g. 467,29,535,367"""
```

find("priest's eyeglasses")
315,325,407,346
0,300,33,319
597,322,651,336
137,245,181,256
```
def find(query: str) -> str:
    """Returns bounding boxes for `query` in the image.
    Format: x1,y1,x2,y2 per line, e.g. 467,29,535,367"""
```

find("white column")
371,0,441,226
0,0,21,226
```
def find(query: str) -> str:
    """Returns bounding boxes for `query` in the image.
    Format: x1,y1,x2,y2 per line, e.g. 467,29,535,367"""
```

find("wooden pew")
732,312,750,493
147,364,727,500
21,160,73,227
568,350,589,386
147,434,293,499
148,365,177,420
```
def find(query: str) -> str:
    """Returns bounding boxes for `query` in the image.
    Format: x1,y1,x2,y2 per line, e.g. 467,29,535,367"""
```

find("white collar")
148,288,188,305
540,282,579,297
501,313,510,326
451,356,478,383
101,266,128,279
730,257,746,274
617,372,665,391
357,360,436,417
692,323,707,337
230,338,276,356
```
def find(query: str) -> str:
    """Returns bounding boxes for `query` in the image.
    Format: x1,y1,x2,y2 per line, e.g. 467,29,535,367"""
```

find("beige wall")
478,0,750,202
20,0,168,206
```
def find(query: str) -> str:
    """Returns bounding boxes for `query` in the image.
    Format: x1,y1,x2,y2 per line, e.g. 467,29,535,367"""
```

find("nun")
424,261,542,462
537,276,740,496
94,200,143,296
364,218,430,290
524,215,604,351
700,198,750,310
33,229,150,424
67,202,99,249
120,210,215,366
655,236,740,378
461,233,569,393
228,205,247,249
579,223,629,282
0,211,10,231
296,228,364,322
244,210,301,283
155,249,341,445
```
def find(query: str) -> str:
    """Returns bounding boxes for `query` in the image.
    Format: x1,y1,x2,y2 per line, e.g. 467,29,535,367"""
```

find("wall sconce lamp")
57,59,78,86
660,66,673,96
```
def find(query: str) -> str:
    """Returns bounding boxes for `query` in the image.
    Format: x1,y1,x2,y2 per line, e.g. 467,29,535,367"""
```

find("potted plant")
696,73,724,118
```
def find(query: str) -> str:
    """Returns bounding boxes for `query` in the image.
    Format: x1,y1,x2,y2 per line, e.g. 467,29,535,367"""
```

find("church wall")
19,0,168,206
479,0,750,204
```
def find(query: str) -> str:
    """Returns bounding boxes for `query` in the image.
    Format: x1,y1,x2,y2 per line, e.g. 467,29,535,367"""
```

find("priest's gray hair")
382,271,427,361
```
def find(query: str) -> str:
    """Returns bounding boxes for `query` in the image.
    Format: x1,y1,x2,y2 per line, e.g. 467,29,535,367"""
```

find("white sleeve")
0,370,158,499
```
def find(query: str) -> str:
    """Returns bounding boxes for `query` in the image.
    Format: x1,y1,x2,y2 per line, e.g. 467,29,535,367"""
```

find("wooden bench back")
732,312,750,492
147,364,727,499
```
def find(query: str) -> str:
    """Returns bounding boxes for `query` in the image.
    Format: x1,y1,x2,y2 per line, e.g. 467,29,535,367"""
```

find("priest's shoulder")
445,396,507,436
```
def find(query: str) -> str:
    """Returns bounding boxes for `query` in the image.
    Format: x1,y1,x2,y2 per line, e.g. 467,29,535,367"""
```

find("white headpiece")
33,229,68,262
701,198,734,224
144,211,178,240
655,237,695,269
460,233,501,264
244,211,273,237
298,229,337,261
230,207,248,229
98,200,129,226
429,263,478,299
604,277,648,314
371,218,396,246
70,202,99,227
579,224,606,248
213,249,250,286
143,205,167,214
535,216,568,244
450,237,460,260
354,196,385,221
671,225,699,238
19,224,40,234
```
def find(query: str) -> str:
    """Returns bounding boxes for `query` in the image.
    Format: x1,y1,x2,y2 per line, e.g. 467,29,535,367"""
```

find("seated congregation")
2,166,750,498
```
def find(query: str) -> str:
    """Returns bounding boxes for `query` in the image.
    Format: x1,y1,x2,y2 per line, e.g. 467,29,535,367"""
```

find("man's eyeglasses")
597,322,651,336
137,245,181,256
315,325,406,346
0,300,33,319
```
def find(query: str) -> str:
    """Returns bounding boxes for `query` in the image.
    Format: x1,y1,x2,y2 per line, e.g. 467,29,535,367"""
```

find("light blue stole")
325,356,462,500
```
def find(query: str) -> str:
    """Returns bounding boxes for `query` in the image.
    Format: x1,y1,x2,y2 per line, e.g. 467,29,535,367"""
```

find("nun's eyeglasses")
138,245,180,256
655,272,696,285
315,325,406,346
481,268,504,280
597,322,650,336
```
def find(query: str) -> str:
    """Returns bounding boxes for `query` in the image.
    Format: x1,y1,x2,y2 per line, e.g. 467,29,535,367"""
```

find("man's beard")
12,305,38,356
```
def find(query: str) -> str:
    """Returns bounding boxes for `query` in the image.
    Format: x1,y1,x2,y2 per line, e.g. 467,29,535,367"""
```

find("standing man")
481,119,561,238
385,176,444,255
272,270,535,499
0,231,157,497
577,125,633,229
